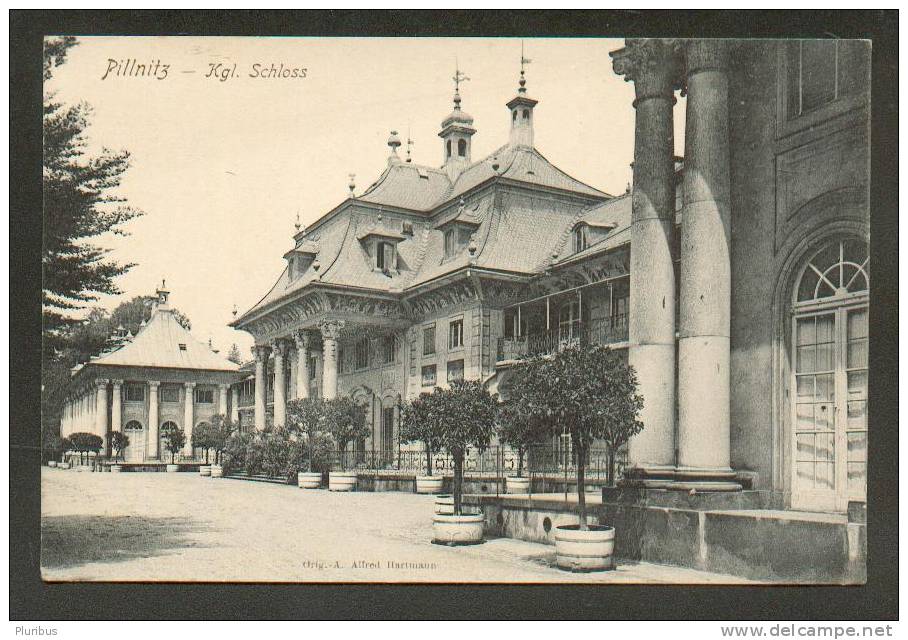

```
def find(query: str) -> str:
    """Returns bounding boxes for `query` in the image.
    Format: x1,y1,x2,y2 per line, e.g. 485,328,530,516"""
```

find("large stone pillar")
218,384,229,417
611,39,682,485
294,330,311,400
148,381,160,460
254,345,270,431
110,380,123,434
95,379,109,451
230,386,240,424
183,382,196,457
674,40,738,489
271,339,288,427
318,320,344,400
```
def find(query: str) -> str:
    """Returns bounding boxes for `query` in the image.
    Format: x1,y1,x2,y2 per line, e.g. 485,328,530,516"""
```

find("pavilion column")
95,379,109,452
253,345,270,431
674,40,738,489
183,382,196,457
230,386,240,424
318,320,345,400
271,339,288,427
294,331,311,400
110,380,123,455
218,384,229,417
611,39,682,485
148,381,160,460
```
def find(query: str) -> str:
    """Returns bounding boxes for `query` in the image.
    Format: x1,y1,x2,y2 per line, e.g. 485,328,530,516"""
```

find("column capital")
218,383,230,390
148,380,160,390
293,329,311,351
183,381,197,389
254,344,271,362
270,338,289,356
611,38,684,103
683,39,730,77
318,319,345,341
95,378,110,389
110,379,123,387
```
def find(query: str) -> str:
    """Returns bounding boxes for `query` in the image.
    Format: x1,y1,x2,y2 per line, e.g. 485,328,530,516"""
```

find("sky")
46,36,686,358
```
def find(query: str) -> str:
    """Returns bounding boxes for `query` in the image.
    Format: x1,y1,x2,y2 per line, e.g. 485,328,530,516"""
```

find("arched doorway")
790,239,868,512
123,420,145,462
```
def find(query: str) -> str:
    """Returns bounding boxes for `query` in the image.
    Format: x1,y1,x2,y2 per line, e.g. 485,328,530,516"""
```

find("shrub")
323,397,369,471
160,422,186,464
68,432,104,465
108,431,130,461
400,394,443,477
221,431,254,475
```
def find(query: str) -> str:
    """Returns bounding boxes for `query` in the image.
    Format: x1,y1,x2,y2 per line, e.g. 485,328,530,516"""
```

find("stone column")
148,381,160,460
110,380,123,434
183,382,196,457
254,345,270,431
271,339,288,427
294,331,311,400
230,386,240,424
611,39,682,485
218,384,229,417
318,320,344,400
674,40,738,489
95,379,109,451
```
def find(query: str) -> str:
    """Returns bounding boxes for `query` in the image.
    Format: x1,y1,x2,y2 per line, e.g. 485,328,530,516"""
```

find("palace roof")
89,304,240,372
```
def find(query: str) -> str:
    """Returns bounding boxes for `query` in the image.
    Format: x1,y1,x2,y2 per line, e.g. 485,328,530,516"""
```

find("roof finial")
387,130,402,165
406,123,413,163
519,40,532,94
348,173,356,197
231,304,238,318
452,59,469,109
294,210,301,233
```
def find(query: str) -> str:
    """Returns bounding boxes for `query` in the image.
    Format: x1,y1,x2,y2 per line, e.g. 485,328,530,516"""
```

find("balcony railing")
497,314,629,362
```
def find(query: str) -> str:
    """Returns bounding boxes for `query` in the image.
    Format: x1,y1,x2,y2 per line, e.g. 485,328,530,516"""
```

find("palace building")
60,286,244,463
232,38,870,519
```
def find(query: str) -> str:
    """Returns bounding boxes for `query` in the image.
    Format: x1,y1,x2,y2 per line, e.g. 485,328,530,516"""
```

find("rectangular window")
423,325,436,355
382,335,396,364
443,229,456,259
309,356,318,381
194,388,214,404
355,338,369,370
337,346,346,374
421,364,437,387
448,318,464,350
786,40,869,120
376,241,395,271
447,359,465,383
124,384,145,403
160,386,180,403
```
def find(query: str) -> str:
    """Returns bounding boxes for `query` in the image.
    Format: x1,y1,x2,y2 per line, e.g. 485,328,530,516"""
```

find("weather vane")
453,59,470,93
521,40,533,73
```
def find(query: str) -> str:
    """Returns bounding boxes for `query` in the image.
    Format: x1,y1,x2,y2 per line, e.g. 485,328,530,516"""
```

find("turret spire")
507,42,538,148
439,61,476,174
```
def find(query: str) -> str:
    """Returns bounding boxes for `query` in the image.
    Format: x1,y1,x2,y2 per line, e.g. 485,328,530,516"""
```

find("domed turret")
438,64,476,176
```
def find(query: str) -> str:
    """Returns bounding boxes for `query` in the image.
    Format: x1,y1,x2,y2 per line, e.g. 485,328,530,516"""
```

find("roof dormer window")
573,224,590,254
376,240,396,272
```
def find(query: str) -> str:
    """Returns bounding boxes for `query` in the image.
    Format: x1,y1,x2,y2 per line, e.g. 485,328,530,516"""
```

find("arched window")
124,420,143,431
446,139,452,158
161,420,179,431
457,138,467,157
512,110,517,123
789,237,869,512
522,109,530,120
795,239,868,304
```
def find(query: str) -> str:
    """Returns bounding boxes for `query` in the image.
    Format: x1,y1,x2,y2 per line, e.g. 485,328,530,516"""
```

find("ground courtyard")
41,468,756,583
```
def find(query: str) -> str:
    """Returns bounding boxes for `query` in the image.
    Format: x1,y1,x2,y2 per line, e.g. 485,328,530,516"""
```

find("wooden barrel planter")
415,475,443,494
554,524,615,572
432,512,485,545
506,476,530,494
210,464,223,478
328,471,357,492
434,494,454,515
298,472,321,489
165,464,179,473
110,465,122,473
199,465,211,477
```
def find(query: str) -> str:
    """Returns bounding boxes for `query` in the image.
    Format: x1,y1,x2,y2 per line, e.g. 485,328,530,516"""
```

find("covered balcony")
497,276,629,363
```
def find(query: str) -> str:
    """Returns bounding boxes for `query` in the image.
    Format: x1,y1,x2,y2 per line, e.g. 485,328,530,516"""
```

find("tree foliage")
323,397,369,470
160,422,186,464
286,398,335,472
68,431,103,465
207,414,236,464
226,344,243,365
496,399,548,477
400,392,444,476
508,345,643,527
43,36,145,355
109,431,130,461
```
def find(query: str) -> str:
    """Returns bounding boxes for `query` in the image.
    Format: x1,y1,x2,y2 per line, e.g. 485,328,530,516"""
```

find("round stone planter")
434,494,454,515
165,464,179,473
210,464,223,478
298,471,322,489
199,465,211,477
554,524,616,572
110,465,122,473
328,471,357,492
48,461,57,468
507,476,530,494
432,512,485,545
415,475,444,494
58,462,70,470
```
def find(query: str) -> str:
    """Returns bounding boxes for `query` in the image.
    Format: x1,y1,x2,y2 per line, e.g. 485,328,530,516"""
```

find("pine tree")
43,36,144,360
226,343,243,364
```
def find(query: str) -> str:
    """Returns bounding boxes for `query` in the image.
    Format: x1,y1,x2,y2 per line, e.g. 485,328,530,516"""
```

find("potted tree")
108,431,130,472
496,400,546,494
422,380,499,545
58,436,72,469
324,397,369,492
208,414,234,478
287,397,329,489
192,422,214,476
68,432,103,470
400,394,444,494
160,422,186,472
515,345,643,571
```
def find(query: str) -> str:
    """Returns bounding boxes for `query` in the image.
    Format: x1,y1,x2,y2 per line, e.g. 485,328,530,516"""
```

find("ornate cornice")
406,279,479,317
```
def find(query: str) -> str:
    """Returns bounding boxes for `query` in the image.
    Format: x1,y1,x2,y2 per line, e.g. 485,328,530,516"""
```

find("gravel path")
41,468,754,583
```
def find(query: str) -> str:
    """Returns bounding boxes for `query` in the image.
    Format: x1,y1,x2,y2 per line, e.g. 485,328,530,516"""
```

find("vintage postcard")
40,34,870,585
